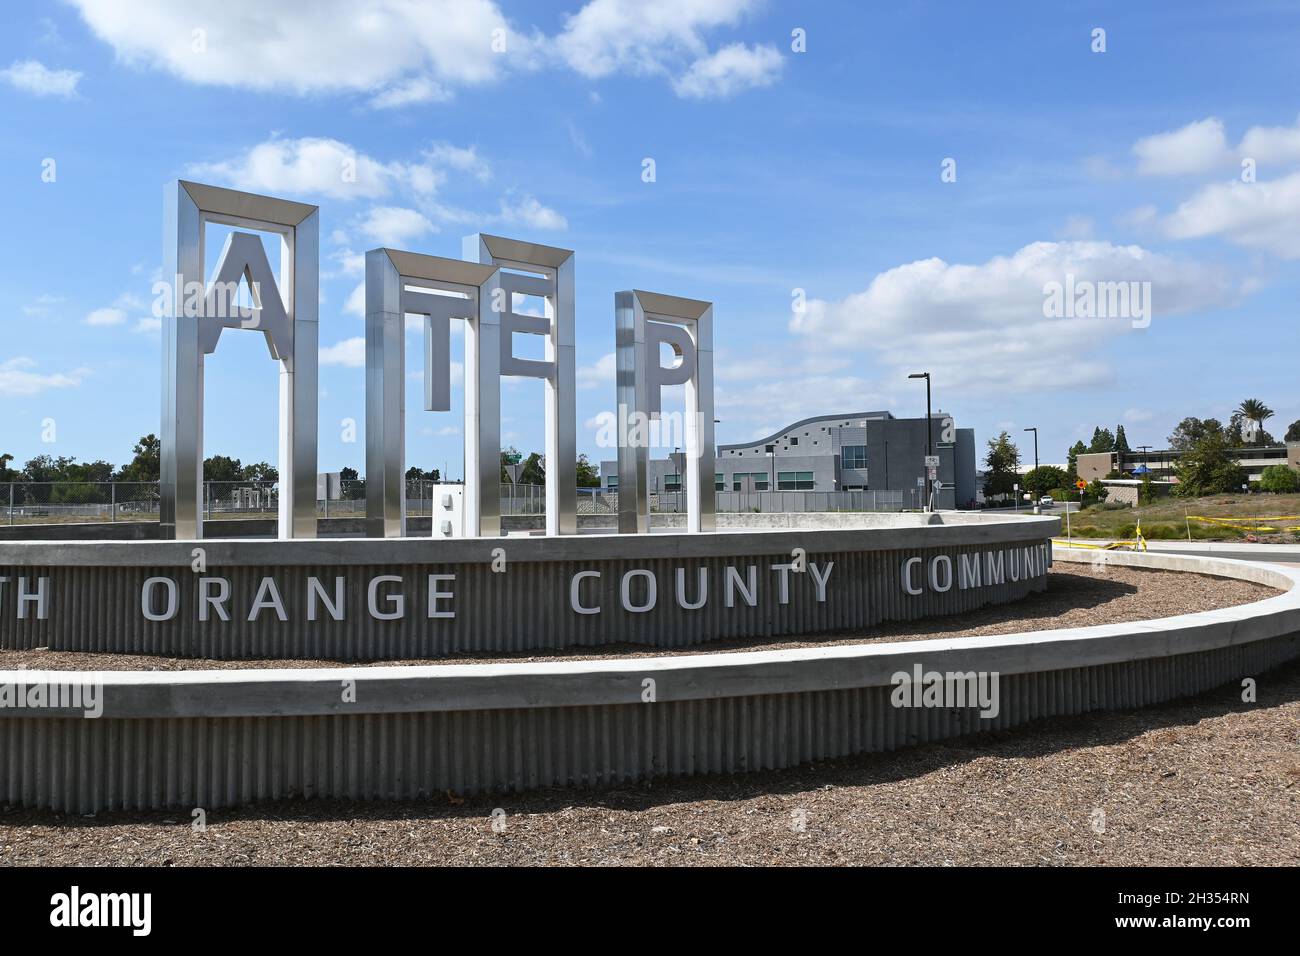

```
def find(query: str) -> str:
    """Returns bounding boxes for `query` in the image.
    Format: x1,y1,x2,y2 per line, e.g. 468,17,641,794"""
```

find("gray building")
600,410,976,509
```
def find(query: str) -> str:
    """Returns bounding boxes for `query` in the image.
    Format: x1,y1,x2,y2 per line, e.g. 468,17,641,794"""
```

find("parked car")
1038,496,1055,508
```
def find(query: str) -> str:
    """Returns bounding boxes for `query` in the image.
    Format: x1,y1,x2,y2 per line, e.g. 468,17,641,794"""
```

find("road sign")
916,477,924,488
924,455,940,467
933,480,944,491
927,466,938,481
1075,479,1088,490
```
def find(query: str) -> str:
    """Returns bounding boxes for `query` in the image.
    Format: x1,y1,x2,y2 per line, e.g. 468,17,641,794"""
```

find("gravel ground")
0,565,1279,671
2,659,1296,866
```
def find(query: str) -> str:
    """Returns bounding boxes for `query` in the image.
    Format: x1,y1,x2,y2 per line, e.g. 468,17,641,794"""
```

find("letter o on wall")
142,576,178,621
620,569,657,613
929,555,953,593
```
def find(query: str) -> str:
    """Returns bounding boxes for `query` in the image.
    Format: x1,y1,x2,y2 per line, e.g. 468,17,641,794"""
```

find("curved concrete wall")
0,516,1057,660
0,548,1296,812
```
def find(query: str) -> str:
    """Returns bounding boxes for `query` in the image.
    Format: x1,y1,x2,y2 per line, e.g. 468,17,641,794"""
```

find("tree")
338,466,365,500
576,454,601,488
1236,399,1274,445
1083,479,1109,507
405,466,441,483
203,455,244,483
982,431,1021,501
1138,472,1155,506
1022,465,1067,497
0,453,15,482
519,452,545,486
1174,428,1248,497
1066,440,1088,484
241,461,278,483
500,446,523,483
1089,427,1115,453
116,435,160,483
1114,424,1131,456
1258,464,1300,494
1168,417,1223,452
1286,420,1300,443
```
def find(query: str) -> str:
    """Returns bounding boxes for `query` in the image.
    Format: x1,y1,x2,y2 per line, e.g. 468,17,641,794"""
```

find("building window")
664,473,682,492
732,473,769,491
842,445,868,469
765,444,774,453
715,473,724,491
777,471,814,490
607,476,619,490
789,437,798,446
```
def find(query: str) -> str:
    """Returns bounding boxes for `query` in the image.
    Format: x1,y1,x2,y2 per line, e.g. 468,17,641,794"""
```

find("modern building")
600,410,977,510
1078,443,1300,484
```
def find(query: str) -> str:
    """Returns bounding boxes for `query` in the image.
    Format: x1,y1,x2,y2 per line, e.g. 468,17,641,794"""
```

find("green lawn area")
1060,493,1300,542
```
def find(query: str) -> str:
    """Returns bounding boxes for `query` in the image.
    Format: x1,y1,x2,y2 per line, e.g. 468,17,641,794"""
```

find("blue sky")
2,0,1298,478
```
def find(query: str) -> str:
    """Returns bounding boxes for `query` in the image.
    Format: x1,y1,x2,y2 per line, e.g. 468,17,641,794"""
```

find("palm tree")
1237,399,1274,444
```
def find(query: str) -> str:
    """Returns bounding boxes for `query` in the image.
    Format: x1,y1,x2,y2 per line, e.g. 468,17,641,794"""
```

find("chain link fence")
578,488,918,514
3,481,919,525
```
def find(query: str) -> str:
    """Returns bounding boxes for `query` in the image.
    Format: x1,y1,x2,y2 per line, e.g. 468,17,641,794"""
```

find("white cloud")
70,0,513,101
672,42,781,99
134,317,162,334
1133,117,1231,176
70,0,782,106
1160,169,1300,258
358,206,436,246
344,282,366,318
426,143,492,182
0,357,87,396
320,337,366,367
22,294,63,317
189,136,443,200
555,0,776,98
498,195,567,231
788,240,1238,393
85,307,127,326
369,76,450,109
0,59,82,97
577,352,615,389
1238,114,1300,166
556,0,754,77
328,248,366,278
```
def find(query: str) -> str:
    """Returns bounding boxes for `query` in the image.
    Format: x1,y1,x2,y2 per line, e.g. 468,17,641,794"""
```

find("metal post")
111,481,116,523
7,483,12,526
925,377,932,510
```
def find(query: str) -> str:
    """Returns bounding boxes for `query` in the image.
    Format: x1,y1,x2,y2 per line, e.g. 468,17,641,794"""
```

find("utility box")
430,483,464,538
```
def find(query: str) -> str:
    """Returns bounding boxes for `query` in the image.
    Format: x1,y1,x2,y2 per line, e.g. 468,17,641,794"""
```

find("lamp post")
908,372,932,511
1024,427,1039,513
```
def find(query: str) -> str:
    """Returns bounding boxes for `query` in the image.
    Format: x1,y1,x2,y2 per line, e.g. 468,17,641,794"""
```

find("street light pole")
909,372,932,511
1023,427,1038,471
1024,426,1039,513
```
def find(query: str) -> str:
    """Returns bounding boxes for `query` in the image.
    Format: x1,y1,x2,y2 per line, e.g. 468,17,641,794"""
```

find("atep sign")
156,181,716,542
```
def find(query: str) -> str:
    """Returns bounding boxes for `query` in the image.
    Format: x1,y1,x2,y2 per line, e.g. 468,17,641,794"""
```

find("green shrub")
1258,464,1300,494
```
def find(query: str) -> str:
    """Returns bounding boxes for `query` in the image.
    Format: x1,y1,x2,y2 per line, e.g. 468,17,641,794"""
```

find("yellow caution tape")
1187,515,1300,533
1052,539,1147,551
